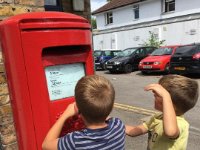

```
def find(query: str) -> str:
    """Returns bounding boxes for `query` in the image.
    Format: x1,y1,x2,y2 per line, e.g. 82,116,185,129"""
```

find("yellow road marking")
114,103,158,116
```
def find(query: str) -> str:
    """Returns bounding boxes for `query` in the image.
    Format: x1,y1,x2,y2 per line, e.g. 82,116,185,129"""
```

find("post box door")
19,14,93,149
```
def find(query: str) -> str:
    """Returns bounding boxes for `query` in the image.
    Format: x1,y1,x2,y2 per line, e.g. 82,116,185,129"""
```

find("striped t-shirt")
58,117,125,150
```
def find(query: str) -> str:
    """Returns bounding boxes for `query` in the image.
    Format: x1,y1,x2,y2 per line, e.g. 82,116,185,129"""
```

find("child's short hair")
159,75,199,115
75,75,115,124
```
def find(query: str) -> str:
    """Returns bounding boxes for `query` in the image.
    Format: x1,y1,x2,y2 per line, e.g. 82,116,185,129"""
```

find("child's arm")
145,84,179,139
42,102,78,150
125,124,148,137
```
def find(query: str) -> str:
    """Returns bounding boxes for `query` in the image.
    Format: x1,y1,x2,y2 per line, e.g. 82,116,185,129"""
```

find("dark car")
105,46,156,73
169,43,200,74
94,49,121,70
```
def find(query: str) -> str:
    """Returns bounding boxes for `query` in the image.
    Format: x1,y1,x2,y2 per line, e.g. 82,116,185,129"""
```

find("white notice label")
45,63,85,101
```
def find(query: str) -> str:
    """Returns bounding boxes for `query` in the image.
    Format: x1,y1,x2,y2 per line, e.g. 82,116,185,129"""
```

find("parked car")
138,45,181,74
169,43,200,74
94,49,121,70
105,46,156,73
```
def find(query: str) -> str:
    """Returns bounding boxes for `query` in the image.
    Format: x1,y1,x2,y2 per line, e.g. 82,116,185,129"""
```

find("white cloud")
90,0,107,11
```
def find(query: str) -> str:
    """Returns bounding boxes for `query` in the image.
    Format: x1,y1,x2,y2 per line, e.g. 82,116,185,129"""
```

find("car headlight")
139,62,143,65
114,61,121,65
154,62,161,65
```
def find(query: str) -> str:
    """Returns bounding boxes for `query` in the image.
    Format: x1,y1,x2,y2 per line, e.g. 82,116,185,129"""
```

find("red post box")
0,12,94,150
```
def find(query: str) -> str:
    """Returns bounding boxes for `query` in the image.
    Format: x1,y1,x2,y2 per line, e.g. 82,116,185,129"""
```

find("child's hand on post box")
62,102,79,120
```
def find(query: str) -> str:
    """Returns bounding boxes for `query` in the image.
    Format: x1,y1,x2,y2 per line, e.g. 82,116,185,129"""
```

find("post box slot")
42,45,90,66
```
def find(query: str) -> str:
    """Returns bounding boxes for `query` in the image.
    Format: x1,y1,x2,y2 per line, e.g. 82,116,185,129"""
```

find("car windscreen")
118,48,137,57
151,47,173,56
94,51,102,57
113,51,121,56
104,51,113,56
174,46,197,55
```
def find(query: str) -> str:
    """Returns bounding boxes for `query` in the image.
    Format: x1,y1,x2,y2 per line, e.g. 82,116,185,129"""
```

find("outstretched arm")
145,84,179,139
42,102,78,150
125,124,148,137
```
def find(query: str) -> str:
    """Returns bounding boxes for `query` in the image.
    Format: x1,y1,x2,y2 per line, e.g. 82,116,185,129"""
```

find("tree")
91,17,97,29
142,31,165,48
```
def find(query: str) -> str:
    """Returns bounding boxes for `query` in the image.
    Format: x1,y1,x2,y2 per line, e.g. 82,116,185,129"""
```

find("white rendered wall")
93,19,200,50
176,0,200,12
95,14,105,30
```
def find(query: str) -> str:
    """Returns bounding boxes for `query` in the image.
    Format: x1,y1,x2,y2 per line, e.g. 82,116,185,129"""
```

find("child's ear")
106,116,111,121
173,105,178,114
74,102,79,114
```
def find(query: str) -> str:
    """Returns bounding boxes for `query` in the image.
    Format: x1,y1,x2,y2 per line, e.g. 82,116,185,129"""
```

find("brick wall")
0,0,44,20
0,50,18,150
0,0,91,149
0,0,91,23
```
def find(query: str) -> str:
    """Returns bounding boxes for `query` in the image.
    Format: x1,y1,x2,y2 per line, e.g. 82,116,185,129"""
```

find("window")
105,12,113,25
105,51,112,56
146,47,155,54
44,0,63,11
163,0,175,13
135,48,145,57
133,5,139,19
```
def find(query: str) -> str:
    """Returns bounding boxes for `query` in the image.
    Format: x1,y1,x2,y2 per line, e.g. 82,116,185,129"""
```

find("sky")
90,0,107,12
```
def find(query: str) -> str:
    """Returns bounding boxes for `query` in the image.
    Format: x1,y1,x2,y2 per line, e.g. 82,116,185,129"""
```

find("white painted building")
92,0,200,50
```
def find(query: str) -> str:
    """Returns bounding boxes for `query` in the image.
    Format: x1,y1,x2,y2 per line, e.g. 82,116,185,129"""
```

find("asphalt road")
96,70,200,150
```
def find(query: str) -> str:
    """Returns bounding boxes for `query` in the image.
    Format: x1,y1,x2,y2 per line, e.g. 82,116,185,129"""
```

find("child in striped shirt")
42,75,125,150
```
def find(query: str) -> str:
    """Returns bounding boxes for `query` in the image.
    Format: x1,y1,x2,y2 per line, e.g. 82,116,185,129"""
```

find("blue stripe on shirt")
58,117,125,150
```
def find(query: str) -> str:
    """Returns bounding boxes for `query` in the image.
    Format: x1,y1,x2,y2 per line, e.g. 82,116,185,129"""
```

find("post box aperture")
0,12,94,150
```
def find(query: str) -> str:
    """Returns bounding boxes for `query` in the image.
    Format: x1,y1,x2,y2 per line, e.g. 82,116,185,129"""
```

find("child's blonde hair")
75,75,115,123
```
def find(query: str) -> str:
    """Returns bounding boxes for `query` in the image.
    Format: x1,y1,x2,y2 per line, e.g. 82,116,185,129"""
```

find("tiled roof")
92,0,142,15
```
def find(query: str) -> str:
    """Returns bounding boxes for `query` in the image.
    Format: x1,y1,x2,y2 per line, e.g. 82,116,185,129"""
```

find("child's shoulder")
107,117,125,128
107,117,123,122
177,115,189,128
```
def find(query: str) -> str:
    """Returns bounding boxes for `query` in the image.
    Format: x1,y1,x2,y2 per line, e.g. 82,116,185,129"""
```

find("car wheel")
141,71,148,75
102,63,106,70
164,63,169,74
124,64,132,73
109,70,115,74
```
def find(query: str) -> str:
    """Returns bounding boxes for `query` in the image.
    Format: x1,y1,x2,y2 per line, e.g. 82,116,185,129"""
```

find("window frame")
163,0,175,13
105,12,113,25
133,5,139,19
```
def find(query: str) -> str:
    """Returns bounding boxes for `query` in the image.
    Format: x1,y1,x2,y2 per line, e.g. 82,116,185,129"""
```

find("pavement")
111,107,148,149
